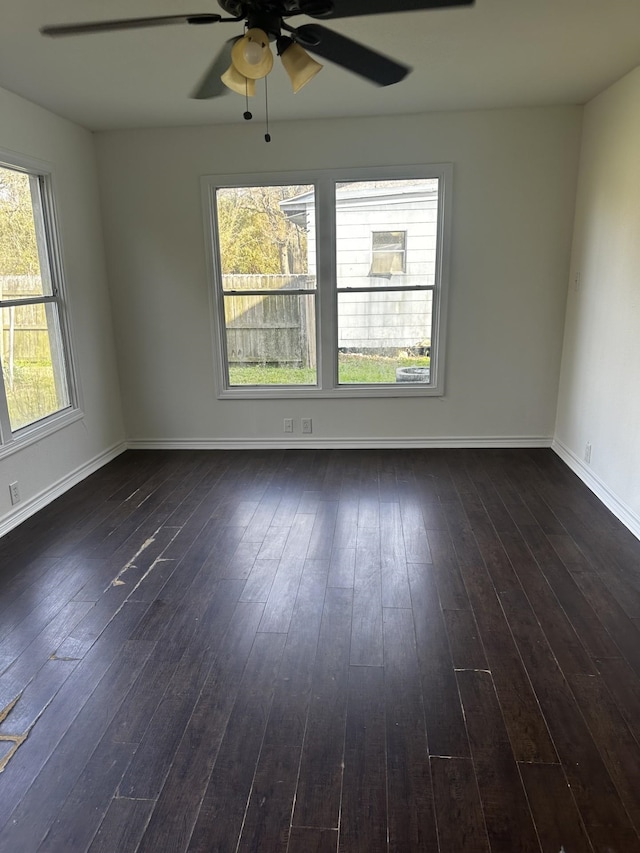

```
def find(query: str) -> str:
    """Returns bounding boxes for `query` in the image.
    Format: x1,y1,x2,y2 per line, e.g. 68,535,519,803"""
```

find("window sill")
217,384,444,400
0,407,84,460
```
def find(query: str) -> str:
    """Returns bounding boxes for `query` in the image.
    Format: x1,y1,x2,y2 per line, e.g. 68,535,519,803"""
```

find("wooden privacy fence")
1,276,51,364
222,274,316,368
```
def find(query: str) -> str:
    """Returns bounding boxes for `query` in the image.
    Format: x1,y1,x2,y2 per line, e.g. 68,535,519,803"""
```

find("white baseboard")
552,438,640,542
127,435,554,451
0,441,128,538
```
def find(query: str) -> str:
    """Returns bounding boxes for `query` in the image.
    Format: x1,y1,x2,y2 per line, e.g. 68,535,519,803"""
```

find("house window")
0,156,77,448
214,184,317,387
370,230,406,276
204,165,451,398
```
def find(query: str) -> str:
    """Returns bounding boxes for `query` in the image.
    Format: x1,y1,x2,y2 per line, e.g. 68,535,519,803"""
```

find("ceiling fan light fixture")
221,63,256,96
278,37,323,93
231,28,274,79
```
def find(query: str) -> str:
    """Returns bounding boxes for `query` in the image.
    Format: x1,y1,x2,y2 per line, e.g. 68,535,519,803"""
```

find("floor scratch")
107,529,162,590
0,694,29,773
0,734,27,773
0,693,22,725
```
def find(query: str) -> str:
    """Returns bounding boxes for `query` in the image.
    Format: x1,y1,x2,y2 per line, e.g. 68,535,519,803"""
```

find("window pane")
336,179,438,289
0,167,49,298
216,185,315,287
337,291,432,385
215,184,318,388
336,178,438,386
372,231,406,252
2,304,70,430
225,293,316,386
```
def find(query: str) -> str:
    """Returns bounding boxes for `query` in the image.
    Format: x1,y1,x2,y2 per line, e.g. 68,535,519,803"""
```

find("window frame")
202,164,452,399
0,150,81,457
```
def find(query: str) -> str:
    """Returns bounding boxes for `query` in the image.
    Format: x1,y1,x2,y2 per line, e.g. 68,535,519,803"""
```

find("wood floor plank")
519,763,593,853
453,553,558,764
569,673,640,832
116,578,245,798
293,586,352,830
383,607,439,852
185,631,286,853
136,601,264,853
339,666,387,853
401,501,432,563
407,562,470,759
456,669,540,853
327,547,355,589
259,556,306,633
503,591,632,829
37,738,135,852
443,608,488,671
517,524,621,659
87,797,156,853
593,656,640,743
497,530,596,675
587,825,640,853
430,756,490,853
350,527,383,666
240,557,280,602
380,502,411,609
0,657,78,737
569,570,640,677
307,501,339,561
427,527,471,610
222,537,262,579
263,559,328,749
236,744,299,853
287,827,339,853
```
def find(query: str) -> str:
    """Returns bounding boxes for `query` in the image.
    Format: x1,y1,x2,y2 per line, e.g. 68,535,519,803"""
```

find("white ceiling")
1,0,640,131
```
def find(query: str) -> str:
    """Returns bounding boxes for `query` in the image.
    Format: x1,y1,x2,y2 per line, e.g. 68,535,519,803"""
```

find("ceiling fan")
41,1,475,101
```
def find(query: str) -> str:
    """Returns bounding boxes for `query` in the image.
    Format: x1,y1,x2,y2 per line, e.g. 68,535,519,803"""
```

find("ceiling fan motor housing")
217,1,335,22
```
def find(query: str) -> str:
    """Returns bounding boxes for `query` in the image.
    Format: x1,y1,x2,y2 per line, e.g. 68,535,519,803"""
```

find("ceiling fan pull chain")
243,77,252,120
264,75,271,142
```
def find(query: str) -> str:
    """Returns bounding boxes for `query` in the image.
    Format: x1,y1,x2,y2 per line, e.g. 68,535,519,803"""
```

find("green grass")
228,353,430,386
229,365,316,385
3,361,63,430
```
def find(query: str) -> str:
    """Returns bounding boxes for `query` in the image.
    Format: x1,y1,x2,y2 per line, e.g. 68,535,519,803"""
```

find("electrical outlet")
283,418,293,434
9,481,20,505
584,442,592,464
301,418,312,434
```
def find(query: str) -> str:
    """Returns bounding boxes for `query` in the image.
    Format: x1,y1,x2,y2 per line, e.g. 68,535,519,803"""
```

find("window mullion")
316,175,337,391
0,296,58,308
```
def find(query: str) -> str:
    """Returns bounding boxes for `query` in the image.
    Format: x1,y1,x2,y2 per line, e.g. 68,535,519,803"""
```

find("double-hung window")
204,165,451,397
0,154,77,451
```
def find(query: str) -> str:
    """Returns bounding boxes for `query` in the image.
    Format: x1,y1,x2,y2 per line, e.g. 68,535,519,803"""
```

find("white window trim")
0,149,81,456
201,164,452,399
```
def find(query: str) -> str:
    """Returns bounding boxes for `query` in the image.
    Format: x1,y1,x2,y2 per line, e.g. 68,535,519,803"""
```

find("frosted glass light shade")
221,64,256,96
280,41,323,93
231,28,274,80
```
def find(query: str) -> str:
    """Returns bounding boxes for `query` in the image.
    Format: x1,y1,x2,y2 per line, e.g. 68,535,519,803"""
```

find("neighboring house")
280,179,438,353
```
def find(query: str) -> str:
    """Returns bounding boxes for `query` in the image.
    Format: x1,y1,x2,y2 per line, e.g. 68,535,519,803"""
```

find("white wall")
555,68,640,537
0,86,125,532
95,106,582,446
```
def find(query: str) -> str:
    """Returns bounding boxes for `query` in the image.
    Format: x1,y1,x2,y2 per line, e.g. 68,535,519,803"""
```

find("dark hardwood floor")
0,447,639,852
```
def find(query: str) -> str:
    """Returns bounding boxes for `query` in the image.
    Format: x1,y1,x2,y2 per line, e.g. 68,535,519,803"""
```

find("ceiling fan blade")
301,0,474,18
191,38,239,99
293,24,409,86
40,14,221,38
